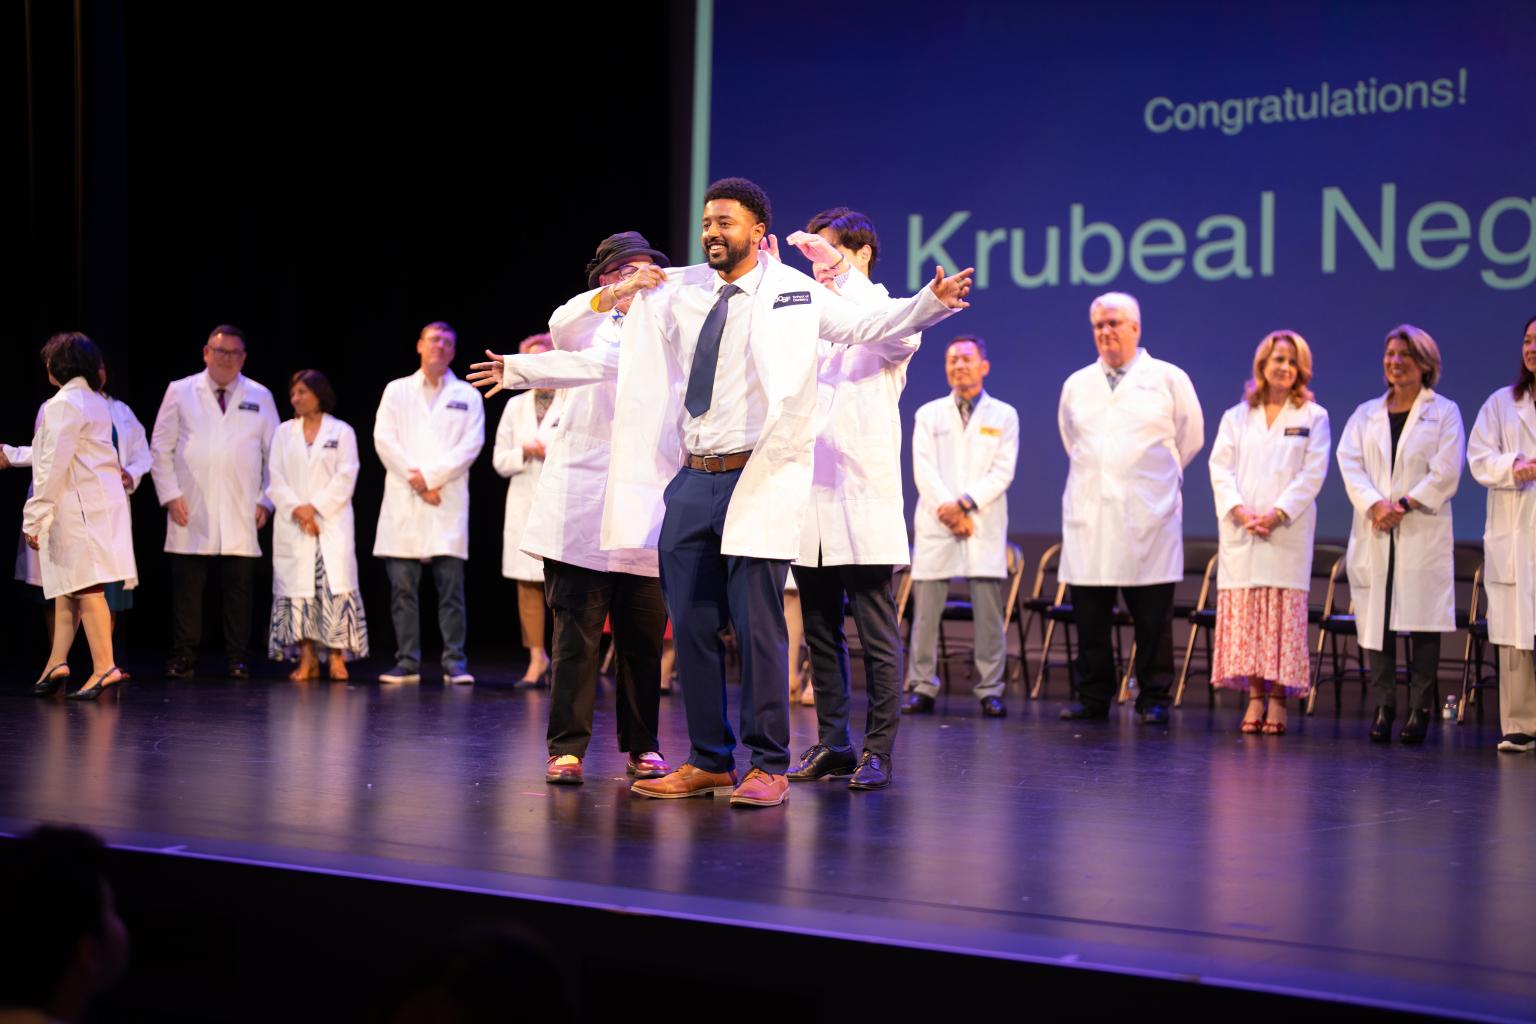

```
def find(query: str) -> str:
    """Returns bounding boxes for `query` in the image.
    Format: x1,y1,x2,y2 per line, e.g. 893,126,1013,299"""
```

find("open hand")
758,234,780,262
931,266,975,309
468,350,506,396
784,230,841,267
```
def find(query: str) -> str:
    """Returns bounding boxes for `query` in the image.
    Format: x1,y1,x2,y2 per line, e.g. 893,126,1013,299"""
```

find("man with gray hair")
1057,292,1203,724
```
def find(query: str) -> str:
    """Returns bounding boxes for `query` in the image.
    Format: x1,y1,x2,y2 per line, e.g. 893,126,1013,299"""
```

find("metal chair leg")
1174,622,1199,707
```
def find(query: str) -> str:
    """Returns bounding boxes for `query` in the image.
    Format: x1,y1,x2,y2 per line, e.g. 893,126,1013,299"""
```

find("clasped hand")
1231,505,1283,538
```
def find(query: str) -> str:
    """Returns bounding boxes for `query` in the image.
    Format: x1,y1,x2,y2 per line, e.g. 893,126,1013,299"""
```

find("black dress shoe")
1138,704,1170,726
1399,708,1431,745
1060,702,1109,720
226,662,251,680
848,750,891,790
980,696,1007,717
900,692,935,715
1369,706,1395,743
165,658,194,680
787,744,858,781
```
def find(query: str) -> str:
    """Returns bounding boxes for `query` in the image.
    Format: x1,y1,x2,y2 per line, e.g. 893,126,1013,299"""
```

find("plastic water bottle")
1442,693,1459,720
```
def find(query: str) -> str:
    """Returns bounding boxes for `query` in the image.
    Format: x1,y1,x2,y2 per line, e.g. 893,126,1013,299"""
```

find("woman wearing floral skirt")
267,370,368,680
1208,331,1331,735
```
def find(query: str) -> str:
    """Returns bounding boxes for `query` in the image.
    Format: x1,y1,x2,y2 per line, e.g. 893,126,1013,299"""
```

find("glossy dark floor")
2,662,1532,1021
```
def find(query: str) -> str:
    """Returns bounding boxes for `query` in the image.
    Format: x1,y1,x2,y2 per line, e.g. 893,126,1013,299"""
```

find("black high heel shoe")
67,667,125,702
31,664,70,697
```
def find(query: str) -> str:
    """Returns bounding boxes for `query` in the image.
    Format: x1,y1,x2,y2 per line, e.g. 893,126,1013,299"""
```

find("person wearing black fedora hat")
471,231,675,787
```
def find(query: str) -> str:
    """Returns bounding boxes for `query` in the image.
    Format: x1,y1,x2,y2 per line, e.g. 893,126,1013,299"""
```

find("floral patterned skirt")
269,553,369,661
1212,587,1311,696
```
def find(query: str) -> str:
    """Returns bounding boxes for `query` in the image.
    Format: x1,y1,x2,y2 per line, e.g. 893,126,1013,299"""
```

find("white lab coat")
797,271,920,568
1467,386,1536,649
1336,388,1464,647
1208,400,1331,592
498,295,656,575
11,398,147,586
22,378,137,598
492,389,565,580
372,369,485,561
268,415,361,600
910,392,1019,580
600,254,957,560
149,370,280,556
1058,350,1205,586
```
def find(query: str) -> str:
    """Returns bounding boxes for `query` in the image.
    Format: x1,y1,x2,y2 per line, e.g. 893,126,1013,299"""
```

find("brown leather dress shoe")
729,767,789,808
630,763,738,799
545,756,583,785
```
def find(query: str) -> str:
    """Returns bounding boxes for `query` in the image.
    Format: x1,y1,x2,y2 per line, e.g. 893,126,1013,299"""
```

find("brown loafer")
630,763,738,799
626,751,672,779
545,755,584,786
729,767,789,808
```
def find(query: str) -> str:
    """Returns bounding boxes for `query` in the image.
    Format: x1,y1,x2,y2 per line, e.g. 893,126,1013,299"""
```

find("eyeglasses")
612,264,644,280
206,345,246,359
1093,319,1126,331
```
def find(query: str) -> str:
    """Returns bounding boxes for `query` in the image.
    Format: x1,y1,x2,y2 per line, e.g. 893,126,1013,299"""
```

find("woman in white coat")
491,333,563,685
1466,314,1536,753
21,333,137,701
1336,325,1464,744
1208,331,1330,735
266,370,369,681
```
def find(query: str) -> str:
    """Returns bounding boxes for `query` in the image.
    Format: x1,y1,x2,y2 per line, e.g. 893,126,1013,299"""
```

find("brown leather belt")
685,449,752,473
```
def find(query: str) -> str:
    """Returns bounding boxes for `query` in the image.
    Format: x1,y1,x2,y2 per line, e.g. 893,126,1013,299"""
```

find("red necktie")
217,388,227,413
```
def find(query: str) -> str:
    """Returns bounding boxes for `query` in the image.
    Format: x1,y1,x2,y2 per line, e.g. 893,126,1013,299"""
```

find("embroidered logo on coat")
447,400,470,411
772,291,812,309
323,438,340,449
979,425,1002,437
238,401,261,412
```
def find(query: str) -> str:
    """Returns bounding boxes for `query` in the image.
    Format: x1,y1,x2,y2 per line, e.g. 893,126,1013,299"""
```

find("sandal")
1262,697,1288,736
1240,696,1265,734
31,663,71,697
67,666,125,702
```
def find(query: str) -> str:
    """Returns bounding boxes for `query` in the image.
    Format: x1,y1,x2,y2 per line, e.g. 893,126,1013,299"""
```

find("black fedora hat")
586,231,671,289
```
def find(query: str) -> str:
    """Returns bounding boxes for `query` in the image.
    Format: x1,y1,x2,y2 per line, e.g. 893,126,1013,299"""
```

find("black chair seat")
1317,615,1355,633
1045,604,1074,622
1189,609,1216,628
1021,596,1053,613
940,600,974,620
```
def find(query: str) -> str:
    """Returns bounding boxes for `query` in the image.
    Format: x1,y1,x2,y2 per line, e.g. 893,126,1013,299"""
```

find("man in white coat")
470,231,676,787
770,208,920,790
901,336,1020,718
524,177,971,808
1057,293,1204,725
373,321,486,684
150,325,280,679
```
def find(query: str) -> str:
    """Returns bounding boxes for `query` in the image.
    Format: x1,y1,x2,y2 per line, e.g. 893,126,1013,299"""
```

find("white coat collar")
1367,386,1436,470
57,375,93,396
412,368,458,389
713,258,765,298
200,369,244,401
1512,386,1536,442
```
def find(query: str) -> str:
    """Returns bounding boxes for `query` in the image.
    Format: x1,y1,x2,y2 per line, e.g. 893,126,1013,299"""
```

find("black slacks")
543,559,667,759
794,562,903,757
1071,582,1175,711
170,553,255,665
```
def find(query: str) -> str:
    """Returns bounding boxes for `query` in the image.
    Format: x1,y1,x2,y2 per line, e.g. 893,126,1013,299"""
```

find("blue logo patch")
238,401,261,412
772,291,812,310
447,400,470,411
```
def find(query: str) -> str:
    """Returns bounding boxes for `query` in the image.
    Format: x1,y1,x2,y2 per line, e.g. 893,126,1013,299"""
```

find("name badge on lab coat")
772,291,812,310
323,438,340,449
979,425,1002,437
238,401,261,412
1284,427,1310,437
447,400,470,411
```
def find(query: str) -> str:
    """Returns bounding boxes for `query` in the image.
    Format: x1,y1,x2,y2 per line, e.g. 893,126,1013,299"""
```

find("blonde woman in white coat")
1336,325,1464,744
22,334,136,701
267,371,368,681
1465,314,1536,753
1208,331,1330,736
492,334,564,685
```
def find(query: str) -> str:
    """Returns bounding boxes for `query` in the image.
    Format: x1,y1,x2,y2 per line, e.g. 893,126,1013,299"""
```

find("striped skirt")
268,552,369,661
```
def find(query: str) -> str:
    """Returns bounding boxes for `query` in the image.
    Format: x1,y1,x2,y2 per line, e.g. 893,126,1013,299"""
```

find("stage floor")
2,663,1533,1021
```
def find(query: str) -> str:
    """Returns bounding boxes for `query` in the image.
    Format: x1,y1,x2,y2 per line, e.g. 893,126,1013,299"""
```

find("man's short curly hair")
703,177,772,231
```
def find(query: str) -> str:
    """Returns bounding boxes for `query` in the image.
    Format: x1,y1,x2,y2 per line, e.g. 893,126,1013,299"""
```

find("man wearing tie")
478,178,973,807
149,325,280,679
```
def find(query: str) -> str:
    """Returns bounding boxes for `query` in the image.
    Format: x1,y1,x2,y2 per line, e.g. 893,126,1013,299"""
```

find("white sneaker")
1496,733,1535,752
380,666,421,684
447,671,475,685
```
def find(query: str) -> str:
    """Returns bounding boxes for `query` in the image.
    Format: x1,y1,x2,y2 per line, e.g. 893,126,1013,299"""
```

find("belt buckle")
701,454,725,472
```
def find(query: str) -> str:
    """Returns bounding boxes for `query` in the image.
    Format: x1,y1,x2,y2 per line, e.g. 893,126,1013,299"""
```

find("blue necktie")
684,284,741,417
